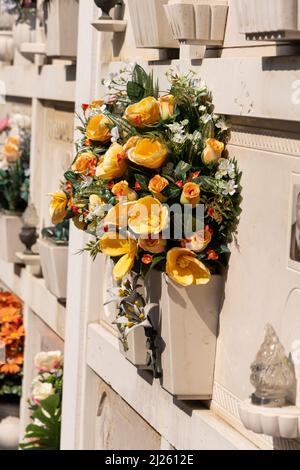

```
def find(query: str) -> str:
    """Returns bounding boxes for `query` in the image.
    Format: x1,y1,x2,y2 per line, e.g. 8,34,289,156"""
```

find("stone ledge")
86,323,258,451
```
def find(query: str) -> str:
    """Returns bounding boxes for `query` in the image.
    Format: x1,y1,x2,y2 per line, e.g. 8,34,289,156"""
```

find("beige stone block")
37,239,68,300
95,378,161,450
0,213,23,264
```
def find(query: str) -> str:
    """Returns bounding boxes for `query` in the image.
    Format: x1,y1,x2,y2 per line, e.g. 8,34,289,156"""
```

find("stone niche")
20,312,64,436
212,117,300,450
95,377,161,450
31,100,74,227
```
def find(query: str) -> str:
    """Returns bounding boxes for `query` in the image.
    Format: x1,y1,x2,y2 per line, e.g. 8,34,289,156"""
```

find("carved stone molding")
230,126,300,157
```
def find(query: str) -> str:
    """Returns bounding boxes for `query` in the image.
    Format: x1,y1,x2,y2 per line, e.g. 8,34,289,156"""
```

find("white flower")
80,176,93,190
218,180,238,196
9,113,31,130
100,104,107,113
34,351,63,372
111,126,120,143
32,381,54,402
217,158,235,179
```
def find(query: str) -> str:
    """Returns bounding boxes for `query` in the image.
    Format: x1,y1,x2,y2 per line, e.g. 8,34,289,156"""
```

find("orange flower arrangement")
0,292,25,396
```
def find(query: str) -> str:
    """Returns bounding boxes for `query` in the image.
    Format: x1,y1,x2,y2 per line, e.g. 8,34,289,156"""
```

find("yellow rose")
96,143,127,180
49,192,68,225
100,232,138,281
112,181,137,201
181,230,211,253
86,114,112,142
72,152,96,174
180,182,201,208
124,97,160,128
159,95,174,120
148,175,169,202
202,138,224,165
128,196,168,236
104,201,136,229
123,136,140,153
139,236,167,254
2,135,21,163
166,248,211,287
128,138,168,170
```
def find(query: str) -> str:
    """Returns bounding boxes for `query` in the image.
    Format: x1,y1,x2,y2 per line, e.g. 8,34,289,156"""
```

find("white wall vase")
164,0,228,59
127,0,178,49
117,271,161,372
160,273,225,400
0,31,14,63
0,9,15,31
0,212,23,264
45,0,79,58
37,239,68,300
236,0,300,41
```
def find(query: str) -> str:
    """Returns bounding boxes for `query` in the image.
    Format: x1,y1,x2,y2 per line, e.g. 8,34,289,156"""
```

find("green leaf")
64,171,80,189
219,245,231,254
202,120,215,140
162,183,182,200
127,81,145,103
135,174,149,191
174,161,192,179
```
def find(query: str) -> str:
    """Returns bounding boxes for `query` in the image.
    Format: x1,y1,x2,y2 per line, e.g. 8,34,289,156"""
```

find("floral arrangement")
20,351,63,451
50,64,242,288
0,291,24,398
0,114,31,214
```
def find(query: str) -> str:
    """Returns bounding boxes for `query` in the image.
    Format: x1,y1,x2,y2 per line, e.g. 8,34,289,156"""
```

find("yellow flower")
72,152,96,174
180,182,201,208
2,135,21,163
148,175,169,202
202,138,224,165
89,195,106,213
139,236,167,254
96,143,127,180
124,97,160,128
89,99,104,109
86,114,112,142
104,201,136,229
159,95,174,120
128,138,168,170
181,230,211,253
49,192,68,225
166,248,211,287
123,136,140,153
112,181,137,201
100,233,138,281
128,196,168,236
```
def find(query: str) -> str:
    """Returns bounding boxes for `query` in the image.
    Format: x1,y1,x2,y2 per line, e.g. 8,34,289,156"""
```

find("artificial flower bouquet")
20,351,63,451
0,114,31,214
50,64,242,288
0,291,24,398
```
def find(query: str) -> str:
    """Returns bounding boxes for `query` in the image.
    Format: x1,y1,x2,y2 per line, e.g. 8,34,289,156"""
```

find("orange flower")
180,182,201,208
142,254,153,265
207,250,219,261
0,354,23,375
148,175,169,202
71,152,97,174
139,237,167,254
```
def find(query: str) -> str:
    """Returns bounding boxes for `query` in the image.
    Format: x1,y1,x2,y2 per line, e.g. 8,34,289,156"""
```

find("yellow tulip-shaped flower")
124,97,160,128
127,138,168,170
86,114,112,142
2,135,21,163
180,182,201,208
202,138,224,165
100,233,138,281
166,248,211,287
96,143,127,180
49,192,68,225
111,181,138,201
72,152,96,174
128,196,168,236
159,95,175,120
